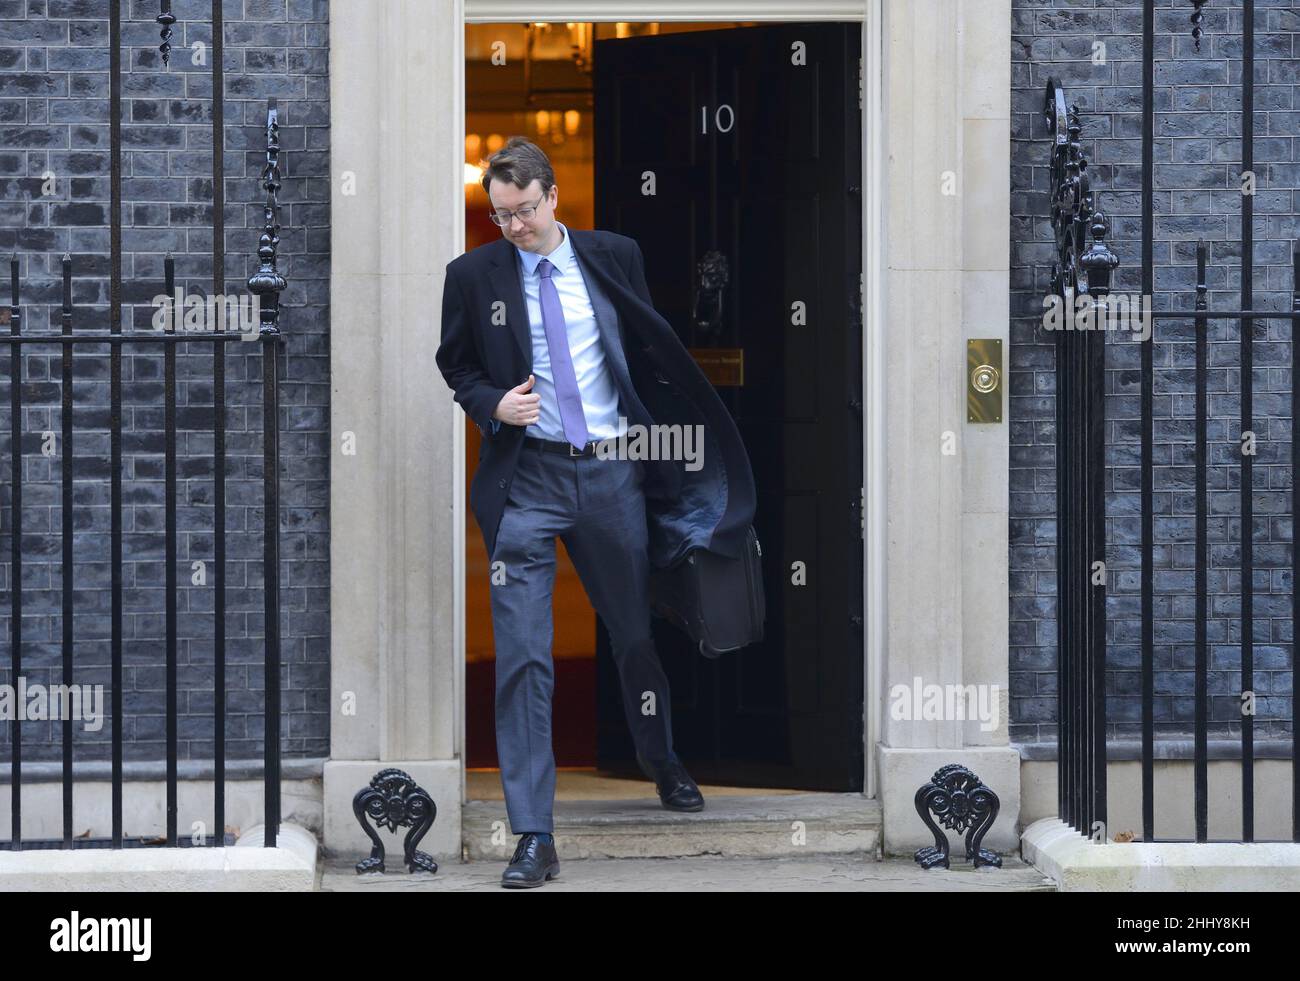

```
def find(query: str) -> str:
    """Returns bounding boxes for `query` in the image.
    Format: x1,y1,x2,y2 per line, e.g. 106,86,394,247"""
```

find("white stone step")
462,793,882,860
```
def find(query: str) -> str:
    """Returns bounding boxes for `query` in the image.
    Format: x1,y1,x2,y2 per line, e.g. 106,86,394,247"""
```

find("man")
436,137,755,888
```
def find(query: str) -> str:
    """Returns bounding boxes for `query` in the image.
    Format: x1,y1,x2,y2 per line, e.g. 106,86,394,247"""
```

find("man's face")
488,178,558,252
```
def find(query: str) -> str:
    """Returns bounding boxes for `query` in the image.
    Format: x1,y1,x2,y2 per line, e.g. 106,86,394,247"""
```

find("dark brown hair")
480,136,555,200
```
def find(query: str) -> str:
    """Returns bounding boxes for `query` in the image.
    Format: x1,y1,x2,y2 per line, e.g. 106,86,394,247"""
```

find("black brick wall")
0,0,329,762
1012,0,1299,745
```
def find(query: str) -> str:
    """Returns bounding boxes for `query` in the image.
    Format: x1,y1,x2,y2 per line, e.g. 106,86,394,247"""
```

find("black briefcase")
649,525,765,658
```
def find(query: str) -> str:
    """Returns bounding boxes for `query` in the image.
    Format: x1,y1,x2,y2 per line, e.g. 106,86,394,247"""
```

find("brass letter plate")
967,338,1002,424
688,347,744,387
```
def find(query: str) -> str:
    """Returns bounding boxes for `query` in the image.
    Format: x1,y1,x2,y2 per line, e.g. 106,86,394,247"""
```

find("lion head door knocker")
353,768,438,874
691,250,730,339
913,763,1002,870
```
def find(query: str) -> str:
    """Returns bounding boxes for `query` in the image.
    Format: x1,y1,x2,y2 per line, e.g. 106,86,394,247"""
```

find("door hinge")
858,56,863,110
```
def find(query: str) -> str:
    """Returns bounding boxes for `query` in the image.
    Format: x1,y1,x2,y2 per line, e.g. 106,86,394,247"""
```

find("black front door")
592,23,864,791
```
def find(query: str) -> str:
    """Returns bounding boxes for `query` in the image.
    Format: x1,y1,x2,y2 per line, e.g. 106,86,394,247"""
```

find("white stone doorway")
325,0,1017,861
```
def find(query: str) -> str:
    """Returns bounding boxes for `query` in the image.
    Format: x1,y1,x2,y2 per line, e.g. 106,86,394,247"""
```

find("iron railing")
1,2,286,850
1045,80,1114,843
1050,0,1299,843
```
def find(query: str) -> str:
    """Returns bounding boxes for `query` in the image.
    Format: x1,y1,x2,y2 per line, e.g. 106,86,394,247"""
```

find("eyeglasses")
488,194,546,226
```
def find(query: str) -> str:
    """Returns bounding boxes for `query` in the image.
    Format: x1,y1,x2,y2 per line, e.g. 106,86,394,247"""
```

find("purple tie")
536,257,590,450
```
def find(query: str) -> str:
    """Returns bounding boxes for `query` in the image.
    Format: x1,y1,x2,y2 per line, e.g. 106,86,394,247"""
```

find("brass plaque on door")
967,338,1003,424
689,347,744,386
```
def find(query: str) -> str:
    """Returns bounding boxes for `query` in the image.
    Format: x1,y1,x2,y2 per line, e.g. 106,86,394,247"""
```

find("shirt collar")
516,221,571,278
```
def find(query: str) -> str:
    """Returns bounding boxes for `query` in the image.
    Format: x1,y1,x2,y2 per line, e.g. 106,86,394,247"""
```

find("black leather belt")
523,435,602,458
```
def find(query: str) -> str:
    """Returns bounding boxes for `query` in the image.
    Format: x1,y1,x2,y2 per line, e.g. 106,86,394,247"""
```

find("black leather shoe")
500,833,560,888
638,753,705,811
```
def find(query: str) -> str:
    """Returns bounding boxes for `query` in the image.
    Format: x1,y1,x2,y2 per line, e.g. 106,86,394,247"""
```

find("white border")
458,0,883,798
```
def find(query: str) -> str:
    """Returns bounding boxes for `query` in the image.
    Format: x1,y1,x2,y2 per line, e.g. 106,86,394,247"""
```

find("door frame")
456,0,885,798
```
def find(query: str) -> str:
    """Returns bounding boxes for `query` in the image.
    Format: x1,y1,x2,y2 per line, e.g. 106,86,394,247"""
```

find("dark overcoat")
435,228,755,569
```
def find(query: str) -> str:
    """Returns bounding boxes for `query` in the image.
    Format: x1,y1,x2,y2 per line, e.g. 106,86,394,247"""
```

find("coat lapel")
570,234,656,431
486,237,532,372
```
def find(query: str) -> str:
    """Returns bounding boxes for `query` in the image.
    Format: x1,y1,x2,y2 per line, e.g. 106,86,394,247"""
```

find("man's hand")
493,375,541,427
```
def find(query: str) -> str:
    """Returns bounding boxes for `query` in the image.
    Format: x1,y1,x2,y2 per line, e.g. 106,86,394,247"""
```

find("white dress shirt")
504,221,622,442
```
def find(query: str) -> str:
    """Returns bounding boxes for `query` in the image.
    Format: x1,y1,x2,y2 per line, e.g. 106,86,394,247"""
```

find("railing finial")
247,99,286,336
157,0,176,67
1080,208,1119,298
1191,1,1208,52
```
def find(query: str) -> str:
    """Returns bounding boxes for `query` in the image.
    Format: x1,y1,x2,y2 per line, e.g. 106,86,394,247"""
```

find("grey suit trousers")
489,439,681,834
